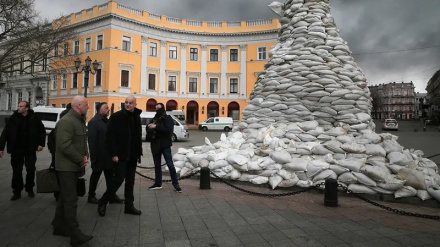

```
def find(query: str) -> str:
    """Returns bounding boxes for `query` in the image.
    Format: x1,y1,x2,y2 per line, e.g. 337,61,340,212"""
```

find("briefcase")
77,177,86,197
36,169,59,193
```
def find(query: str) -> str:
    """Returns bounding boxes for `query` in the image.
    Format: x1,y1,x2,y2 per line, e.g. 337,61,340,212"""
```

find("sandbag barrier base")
336,183,440,221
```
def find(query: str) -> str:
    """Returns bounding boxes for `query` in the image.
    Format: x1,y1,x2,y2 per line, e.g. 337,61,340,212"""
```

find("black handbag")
36,168,60,193
77,177,86,197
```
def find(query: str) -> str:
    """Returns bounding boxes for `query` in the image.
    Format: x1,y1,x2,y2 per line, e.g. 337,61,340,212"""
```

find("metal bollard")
423,126,426,132
199,167,211,190
324,178,338,207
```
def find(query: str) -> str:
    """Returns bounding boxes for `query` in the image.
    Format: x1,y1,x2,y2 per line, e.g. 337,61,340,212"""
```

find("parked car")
382,119,398,131
33,106,66,134
199,117,233,132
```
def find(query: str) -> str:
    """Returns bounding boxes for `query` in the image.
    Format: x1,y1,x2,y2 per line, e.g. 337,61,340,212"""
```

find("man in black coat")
87,102,124,204
0,101,46,201
98,95,143,216
147,103,182,192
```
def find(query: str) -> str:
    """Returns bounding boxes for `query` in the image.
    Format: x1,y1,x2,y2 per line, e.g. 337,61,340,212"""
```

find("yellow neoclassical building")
49,1,279,124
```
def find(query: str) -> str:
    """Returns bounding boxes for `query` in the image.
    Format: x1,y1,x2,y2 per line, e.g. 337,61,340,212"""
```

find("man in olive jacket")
98,95,143,216
52,95,92,246
0,101,46,201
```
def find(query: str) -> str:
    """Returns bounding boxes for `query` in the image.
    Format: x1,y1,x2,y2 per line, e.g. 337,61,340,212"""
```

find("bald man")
52,95,93,246
98,95,143,216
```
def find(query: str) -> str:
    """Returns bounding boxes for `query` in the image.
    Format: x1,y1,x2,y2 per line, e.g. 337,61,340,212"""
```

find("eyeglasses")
125,101,135,105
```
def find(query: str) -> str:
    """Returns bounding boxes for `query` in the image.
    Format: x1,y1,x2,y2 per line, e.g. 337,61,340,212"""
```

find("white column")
221,45,227,96
140,36,148,93
240,44,247,99
180,43,187,96
159,41,167,93
201,45,207,96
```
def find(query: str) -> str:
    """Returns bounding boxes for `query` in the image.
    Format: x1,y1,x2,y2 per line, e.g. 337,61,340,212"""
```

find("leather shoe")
97,200,107,217
109,195,124,204
53,228,69,237
124,205,142,215
28,191,35,198
10,194,21,201
87,196,98,204
70,232,93,246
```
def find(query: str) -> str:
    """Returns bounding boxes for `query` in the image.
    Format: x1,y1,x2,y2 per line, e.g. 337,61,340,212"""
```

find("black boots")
124,205,142,215
109,195,124,204
10,193,21,201
70,229,93,246
97,200,107,217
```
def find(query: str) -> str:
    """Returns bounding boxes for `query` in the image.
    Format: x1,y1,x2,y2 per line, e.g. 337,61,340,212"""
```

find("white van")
33,106,66,134
140,112,189,142
199,117,233,132
166,110,185,123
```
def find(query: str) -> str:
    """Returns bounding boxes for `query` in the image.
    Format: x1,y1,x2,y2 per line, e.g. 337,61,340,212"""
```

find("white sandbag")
238,174,258,182
277,169,292,180
209,159,229,170
362,133,381,144
250,176,269,185
338,158,366,172
312,169,337,182
259,157,276,168
397,168,426,190
247,160,263,171
324,140,345,153
199,159,210,168
418,158,439,170
376,175,405,191
360,165,390,182
269,175,284,189
222,165,235,173
177,148,193,155
329,165,349,175
394,186,417,198
224,169,241,180
370,186,395,195
296,180,313,188
187,153,209,166
269,150,292,164
340,142,366,153
417,190,433,201
207,152,229,162
298,120,319,131
347,184,377,194
382,139,403,153
226,154,249,166
284,158,309,171
338,172,358,184
311,145,334,155
387,164,404,174
427,184,440,202
365,144,386,157
278,175,300,187
352,172,377,187
307,160,330,178
174,160,186,168
387,152,413,166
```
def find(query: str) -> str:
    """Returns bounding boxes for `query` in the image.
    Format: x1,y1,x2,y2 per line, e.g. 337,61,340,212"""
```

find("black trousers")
11,151,37,194
100,159,136,207
153,146,179,186
88,169,113,197
53,171,80,233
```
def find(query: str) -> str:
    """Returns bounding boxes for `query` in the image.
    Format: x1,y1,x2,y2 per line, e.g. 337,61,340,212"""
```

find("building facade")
45,1,279,124
425,69,440,120
369,81,416,120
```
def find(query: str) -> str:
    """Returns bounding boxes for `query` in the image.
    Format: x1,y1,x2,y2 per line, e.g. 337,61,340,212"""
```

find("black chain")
210,171,319,197
135,170,200,183
337,184,440,221
426,153,440,159
137,163,166,170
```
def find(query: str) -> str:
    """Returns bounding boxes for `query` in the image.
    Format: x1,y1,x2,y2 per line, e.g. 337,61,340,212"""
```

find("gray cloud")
34,0,440,92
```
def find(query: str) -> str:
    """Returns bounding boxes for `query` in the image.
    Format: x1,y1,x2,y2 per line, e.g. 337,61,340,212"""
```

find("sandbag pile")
172,0,440,202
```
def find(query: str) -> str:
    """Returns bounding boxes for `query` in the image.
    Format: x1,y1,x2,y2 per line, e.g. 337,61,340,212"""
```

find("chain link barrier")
135,168,200,183
333,183,440,221
137,163,166,170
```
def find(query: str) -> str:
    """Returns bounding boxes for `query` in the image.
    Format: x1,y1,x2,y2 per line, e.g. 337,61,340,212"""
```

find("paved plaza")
0,141,439,247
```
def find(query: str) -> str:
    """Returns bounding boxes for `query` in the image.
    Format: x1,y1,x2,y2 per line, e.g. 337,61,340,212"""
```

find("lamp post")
74,56,99,98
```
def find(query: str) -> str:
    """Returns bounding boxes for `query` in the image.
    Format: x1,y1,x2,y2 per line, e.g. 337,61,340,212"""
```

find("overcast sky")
34,0,440,93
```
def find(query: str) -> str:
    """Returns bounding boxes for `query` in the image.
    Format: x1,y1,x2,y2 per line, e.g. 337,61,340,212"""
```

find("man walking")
98,95,143,216
52,95,93,246
87,102,124,204
147,103,182,192
0,101,46,201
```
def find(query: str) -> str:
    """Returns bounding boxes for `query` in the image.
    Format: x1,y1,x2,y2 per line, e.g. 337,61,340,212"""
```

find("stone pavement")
0,144,440,247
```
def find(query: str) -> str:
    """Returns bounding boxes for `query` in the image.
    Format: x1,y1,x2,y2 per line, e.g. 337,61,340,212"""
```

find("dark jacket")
55,109,88,173
150,113,173,154
106,107,142,162
88,113,113,171
0,110,46,154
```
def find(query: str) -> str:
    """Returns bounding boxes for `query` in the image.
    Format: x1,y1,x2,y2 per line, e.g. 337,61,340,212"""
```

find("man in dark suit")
0,101,46,201
97,95,143,216
147,103,182,192
87,102,123,204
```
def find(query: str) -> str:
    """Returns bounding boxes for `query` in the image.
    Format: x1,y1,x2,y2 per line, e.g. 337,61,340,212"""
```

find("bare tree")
0,0,77,77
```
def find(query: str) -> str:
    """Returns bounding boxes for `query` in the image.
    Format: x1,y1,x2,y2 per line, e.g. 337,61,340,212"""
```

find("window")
54,46,59,57
168,76,176,91
72,72,78,88
210,49,218,61
63,43,69,56
28,91,32,104
122,36,131,51
74,40,80,54
96,35,103,50
85,38,91,52
230,49,238,61
169,46,177,59
94,102,100,114
258,47,267,60
62,74,67,89
95,69,101,86
52,75,57,90
61,103,66,108
17,92,23,104
7,93,12,111
190,48,198,61
230,78,238,93
148,74,156,90
121,70,129,87
210,78,218,93
189,77,197,93
149,42,157,56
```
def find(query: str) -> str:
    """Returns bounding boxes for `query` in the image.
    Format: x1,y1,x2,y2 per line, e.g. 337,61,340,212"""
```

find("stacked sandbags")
172,0,440,203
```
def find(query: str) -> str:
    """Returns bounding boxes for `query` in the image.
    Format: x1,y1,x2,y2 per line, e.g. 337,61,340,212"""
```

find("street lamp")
74,56,100,98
